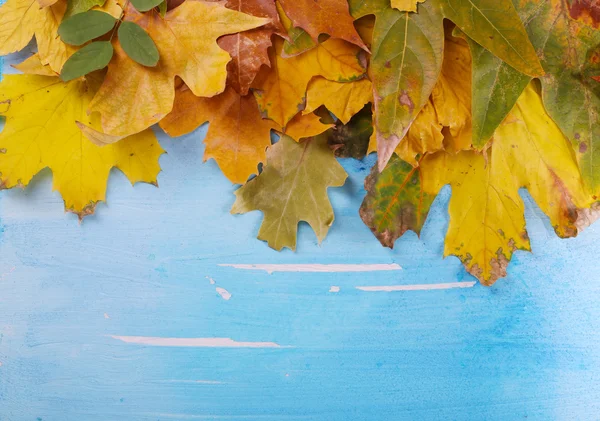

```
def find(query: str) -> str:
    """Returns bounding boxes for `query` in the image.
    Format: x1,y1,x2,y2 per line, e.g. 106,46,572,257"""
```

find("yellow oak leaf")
89,1,270,137
253,37,366,127
231,133,347,251
304,78,372,125
421,83,592,284
0,73,164,218
160,87,277,185
391,0,425,12
284,112,334,141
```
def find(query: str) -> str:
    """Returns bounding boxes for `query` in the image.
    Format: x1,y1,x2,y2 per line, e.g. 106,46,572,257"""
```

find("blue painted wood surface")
1,53,600,421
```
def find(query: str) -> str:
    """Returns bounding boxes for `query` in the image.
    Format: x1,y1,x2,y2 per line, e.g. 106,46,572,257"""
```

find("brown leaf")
278,0,367,50
206,0,287,94
160,87,277,184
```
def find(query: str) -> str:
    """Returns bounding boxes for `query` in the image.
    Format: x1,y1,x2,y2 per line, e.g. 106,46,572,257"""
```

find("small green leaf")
64,0,107,18
58,10,117,46
60,41,114,82
130,0,163,12
158,0,167,17
118,21,160,67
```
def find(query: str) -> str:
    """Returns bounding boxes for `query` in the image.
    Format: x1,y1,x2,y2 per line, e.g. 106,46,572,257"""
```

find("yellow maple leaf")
391,0,425,12
421,83,592,284
0,72,164,218
89,1,270,137
304,77,372,125
253,37,366,127
160,87,278,185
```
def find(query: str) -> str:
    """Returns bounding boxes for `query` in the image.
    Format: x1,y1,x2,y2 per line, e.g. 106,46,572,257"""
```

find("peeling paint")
356,282,476,291
218,263,402,273
215,287,231,300
110,336,288,348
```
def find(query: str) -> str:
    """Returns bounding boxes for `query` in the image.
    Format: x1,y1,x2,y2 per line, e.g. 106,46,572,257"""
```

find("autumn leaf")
517,0,600,196
0,0,77,72
367,2,444,170
304,77,372,124
277,0,367,50
252,37,366,127
284,112,334,141
160,86,277,184
437,0,543,77
89,1,270,137
0,0,121,72
275,0,316,57
429,31,472,151
421,83,592,284
0,73,164,218
394,100,444,165
462,29,530,148
205,0,286,95
366,31,470,165
65,0,107,17
39,0,59,7
391,0,424,12
353,0,543,170
360,155,435,247
12,53,58,76
231,133,347,251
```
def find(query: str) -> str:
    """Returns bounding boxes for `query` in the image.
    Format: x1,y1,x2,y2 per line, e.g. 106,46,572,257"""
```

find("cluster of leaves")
1,0,600,285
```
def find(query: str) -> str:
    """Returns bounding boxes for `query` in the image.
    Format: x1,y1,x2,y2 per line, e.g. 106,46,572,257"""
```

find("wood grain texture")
1,54,600,420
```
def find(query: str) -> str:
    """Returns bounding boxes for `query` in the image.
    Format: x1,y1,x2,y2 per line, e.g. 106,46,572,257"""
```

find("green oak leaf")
231,133,347,251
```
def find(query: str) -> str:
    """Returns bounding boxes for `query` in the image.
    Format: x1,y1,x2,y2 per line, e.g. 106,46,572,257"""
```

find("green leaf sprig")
58,4,160,81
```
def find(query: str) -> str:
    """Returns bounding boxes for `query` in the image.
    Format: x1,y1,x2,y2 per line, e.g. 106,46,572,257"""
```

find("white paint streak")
206,276,215,285
356,282,476,291
162,380,224,385
219,263,402,274
329,286,340,293
104,313,110,319
216,287,231,300
110,336,286,348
